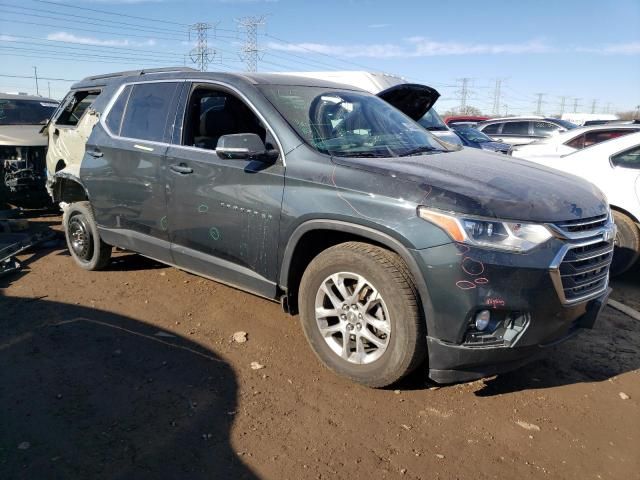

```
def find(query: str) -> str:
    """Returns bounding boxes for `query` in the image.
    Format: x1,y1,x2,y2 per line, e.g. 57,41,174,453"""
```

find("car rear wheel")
610,210,640,276
63,201,112,271
299,242,426,388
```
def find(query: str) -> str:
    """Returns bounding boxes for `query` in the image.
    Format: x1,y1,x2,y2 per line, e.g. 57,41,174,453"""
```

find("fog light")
475,310,491,331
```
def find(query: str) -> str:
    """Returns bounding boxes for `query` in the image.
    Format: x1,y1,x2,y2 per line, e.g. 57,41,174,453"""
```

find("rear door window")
565,134,585,149
611,145,640,169
119,82,179,142
55,90,100,127
502,121,529,136
533,121,560,136
105,85,133,136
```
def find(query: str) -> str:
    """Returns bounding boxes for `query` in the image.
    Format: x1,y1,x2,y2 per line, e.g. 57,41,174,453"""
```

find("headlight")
417,207,552,252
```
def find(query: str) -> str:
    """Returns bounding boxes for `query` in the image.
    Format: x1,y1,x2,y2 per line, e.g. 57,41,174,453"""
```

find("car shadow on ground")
0,297,257,480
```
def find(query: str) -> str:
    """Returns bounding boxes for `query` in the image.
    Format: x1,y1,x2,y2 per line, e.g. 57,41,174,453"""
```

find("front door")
165,83,285,297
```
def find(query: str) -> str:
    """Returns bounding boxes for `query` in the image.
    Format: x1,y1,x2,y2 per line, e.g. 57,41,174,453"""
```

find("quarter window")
55,90,100,127
481,123,500,134
584,129,637,148
533,122,560,136
502,121,529,135
611,145,640,169
119,82,179,142
565,134,585,150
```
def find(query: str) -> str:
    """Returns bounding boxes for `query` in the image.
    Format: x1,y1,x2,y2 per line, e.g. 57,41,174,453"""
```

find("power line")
237,16,267,72
573,97,581,113
34,0,189,26
456,78,472,114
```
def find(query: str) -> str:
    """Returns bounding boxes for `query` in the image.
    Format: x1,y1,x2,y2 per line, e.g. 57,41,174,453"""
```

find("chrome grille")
559,240,613,302
552,214,608,237
549,214,614,304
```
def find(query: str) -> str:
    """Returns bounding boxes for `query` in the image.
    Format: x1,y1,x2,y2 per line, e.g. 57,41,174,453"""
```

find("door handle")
170,163,193,174
87,148,103,158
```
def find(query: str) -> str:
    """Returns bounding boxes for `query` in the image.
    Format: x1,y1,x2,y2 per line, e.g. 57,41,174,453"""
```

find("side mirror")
216,133,275,160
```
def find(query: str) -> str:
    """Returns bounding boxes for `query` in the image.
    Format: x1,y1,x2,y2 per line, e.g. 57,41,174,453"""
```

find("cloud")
267,37,640,58
576,42,640,55
267,38,554,58
0,34,18,41
47,31,156,47
368,23,390,29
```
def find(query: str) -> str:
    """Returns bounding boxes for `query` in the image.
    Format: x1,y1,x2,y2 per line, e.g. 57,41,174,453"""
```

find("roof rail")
82,67,198,82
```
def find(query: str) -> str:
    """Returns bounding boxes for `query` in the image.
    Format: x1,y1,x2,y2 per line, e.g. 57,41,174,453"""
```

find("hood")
0,125,48,147
376,83,440,121
332,149,608,223
480,141,510,152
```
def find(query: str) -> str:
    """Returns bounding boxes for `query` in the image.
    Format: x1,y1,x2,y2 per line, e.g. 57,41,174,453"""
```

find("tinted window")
533,121,560,136
584,129,637,148
417,109,448,131
105,85,132,136
565,134,585,150
480,123,500,134
56,90,100,127
120,82,178,142
0,99,58,125
611,145,640,169
502,121,529,135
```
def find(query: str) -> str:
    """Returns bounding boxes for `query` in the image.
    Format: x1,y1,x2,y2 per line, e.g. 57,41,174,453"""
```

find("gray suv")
46,68,614,387
477,116,578,146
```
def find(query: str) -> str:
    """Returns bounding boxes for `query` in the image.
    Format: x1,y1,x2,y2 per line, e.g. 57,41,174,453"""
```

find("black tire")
299,242,426,388
63,201,112,271
610,210,640,277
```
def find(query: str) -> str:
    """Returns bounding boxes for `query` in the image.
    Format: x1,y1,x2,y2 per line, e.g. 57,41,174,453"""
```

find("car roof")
479,116,555,123
538,123,640,144
0,93,59,103
71,67,364,92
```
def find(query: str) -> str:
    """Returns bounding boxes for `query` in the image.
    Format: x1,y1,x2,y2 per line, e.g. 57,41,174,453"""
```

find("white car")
510,124,640,159
521,132,640,275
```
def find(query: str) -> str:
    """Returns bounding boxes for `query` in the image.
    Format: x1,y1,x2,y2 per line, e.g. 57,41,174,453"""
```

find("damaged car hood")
0,125,48,147
333,149,608,222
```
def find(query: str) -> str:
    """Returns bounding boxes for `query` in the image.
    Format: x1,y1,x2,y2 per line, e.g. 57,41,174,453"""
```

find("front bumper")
412,240,612,384
427,289,610,383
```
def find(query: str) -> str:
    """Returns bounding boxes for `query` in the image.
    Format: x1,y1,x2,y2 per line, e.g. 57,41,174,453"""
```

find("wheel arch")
51,173,90,204
610,204,639,224
279,219,434,322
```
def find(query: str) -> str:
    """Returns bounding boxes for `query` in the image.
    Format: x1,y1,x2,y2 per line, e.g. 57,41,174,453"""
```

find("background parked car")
451,125,510,153
444,115,489,128
519,132,640,275
476,116,578,146
510,124,640,159
0,93,58,208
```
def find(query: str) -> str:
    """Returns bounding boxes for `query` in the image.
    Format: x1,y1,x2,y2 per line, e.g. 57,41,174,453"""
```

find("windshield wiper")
398,146,439,157
334,152,389,158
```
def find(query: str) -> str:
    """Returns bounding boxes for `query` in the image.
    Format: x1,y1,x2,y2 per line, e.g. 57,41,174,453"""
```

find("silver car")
476,116,578,146
0,93,58,206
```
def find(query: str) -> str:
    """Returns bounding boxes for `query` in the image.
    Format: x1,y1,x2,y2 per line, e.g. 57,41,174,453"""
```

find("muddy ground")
1,214,638,479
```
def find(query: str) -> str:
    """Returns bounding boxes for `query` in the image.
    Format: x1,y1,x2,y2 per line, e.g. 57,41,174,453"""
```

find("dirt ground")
1,214,639,480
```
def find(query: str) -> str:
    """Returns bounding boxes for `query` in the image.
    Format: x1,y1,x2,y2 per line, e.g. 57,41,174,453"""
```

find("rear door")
164,82,285,297
497,121,532,145
81,81,182,262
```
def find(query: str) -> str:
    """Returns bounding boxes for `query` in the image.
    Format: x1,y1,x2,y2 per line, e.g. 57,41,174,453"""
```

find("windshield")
554,119,579,130
453,126,493,143
259,85,450,157
417,108,448,131
0,99,58,125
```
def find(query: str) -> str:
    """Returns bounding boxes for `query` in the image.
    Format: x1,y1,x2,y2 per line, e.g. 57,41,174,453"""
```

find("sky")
1,0,639,116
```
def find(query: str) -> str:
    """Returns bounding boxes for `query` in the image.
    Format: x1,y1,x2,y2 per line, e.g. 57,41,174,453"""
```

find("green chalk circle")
209,227,220,241
198,204,209,213
160,216,168,231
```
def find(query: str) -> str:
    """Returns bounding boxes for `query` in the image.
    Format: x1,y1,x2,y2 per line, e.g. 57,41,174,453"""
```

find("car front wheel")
299,242,426,388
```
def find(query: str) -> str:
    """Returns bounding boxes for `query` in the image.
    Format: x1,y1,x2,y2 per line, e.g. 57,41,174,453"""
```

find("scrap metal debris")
0,208,55,276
